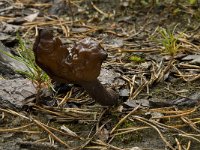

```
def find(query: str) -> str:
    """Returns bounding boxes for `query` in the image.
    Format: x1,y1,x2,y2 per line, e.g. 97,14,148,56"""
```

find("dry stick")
110,105,140,134
150,107,193,114
121,75,135,98
0,123,33,132
17,141,57,150
0,6,13,12
174,64,200,81
58,89,72,106
22,3,52,7
0,16,15,21
33,105,66,117
156,58,175,83
180,116,200,133
80,145,106,149
23,25,35,37
141,116,200,144
130,75,136,97
179,63,200,69
55,15,70,37
131,80,148,100
114,126,150,136
125,20,151,40
151,107,197,119
179,134,200,143
178,37,200,51
175,138,182,150
34,106,94,121
0,108,71,145
23,20,74,27
42,121,82,140
81,121,109,149
164,87,189,98
173,65,188,81
91,2,109,17
96,108,108,132
133,116,175,150
186,141,191,150
92,140,123,150
67,0,74,24
104,30,128,37
32,118,70,148
117,48,160,53
146,117,187,135
85,108,107,139
0,108,29,120
188,74,200,82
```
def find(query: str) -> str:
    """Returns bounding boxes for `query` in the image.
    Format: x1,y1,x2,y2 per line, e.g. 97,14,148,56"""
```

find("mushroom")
33,29,119,106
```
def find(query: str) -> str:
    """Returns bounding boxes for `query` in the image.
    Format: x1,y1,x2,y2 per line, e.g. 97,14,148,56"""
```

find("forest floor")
0,0,200,150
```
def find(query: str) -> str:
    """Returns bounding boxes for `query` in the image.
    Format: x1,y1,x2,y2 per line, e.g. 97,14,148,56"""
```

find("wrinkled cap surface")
33,29,54,54
33,29,108,83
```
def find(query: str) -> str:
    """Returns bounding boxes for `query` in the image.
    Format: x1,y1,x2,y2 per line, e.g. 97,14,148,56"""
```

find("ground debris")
1,0,200,149
0,79,36,110
17,141,58,150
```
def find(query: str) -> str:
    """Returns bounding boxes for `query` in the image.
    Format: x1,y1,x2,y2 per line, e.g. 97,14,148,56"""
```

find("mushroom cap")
33,29,107,83
33,29,54,54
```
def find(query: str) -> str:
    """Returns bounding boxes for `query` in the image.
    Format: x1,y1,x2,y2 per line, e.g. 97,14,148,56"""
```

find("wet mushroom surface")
33,29,119,106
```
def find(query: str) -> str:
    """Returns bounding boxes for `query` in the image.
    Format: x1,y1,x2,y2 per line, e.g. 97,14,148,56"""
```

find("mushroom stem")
79,79,119,106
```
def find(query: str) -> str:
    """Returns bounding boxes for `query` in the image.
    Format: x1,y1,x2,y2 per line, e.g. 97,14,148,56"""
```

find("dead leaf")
60,125,78,137
24,12,39,22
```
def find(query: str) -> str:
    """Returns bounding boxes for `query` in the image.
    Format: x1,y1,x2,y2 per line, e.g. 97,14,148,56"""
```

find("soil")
0,0,200,150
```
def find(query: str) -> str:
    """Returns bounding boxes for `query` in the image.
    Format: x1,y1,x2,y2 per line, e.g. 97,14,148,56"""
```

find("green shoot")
188,0,197,5
0,35,51,87
158,26,181,57
129,55,145,63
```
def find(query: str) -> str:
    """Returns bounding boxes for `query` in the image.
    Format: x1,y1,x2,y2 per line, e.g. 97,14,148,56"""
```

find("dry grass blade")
174,64,200,81
179,134,200,143
83,146,106,149
33,105,67,117
81,121,108,149
0,108,29,120
22,3,52,7
133,116,175,150
0,16,15,21
0,123,33,132
17,141,58,150
23,20,74,27
131,80,148,99
151,107,197,119
58,90,72,106
110,105,140,134
180,116,200,133
32,118,70,148
156,59,175,83
42,122,82,140
186,141,191,150
91,2,110,17
125,20,152,40
117,48,160,53
121,75,135,98
150,107,191,114
135,113,200,144
175,138,182,150
91,140,123,150
179,63,200,69
178,37,200,51
114,126,150,136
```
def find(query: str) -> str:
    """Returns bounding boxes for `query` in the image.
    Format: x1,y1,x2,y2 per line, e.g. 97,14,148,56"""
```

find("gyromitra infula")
33,29,119,106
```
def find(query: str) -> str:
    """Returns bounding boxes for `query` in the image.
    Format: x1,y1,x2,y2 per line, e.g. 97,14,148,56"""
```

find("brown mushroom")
33,29,119,106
